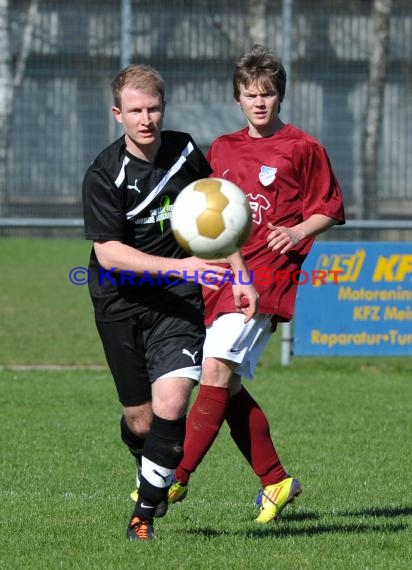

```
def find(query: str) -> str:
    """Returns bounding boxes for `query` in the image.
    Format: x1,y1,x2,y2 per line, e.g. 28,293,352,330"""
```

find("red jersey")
203,124,345,326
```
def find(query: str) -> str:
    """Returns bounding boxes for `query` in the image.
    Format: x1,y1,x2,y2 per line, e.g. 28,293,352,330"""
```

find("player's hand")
267,223,304,254
232,283,259,323
178,256,230,290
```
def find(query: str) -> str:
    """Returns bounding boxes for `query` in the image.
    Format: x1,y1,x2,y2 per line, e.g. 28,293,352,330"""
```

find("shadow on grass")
187,521,407,539
185,505,411,539
244,521,407,539
279,511,318,521
339,506,412,518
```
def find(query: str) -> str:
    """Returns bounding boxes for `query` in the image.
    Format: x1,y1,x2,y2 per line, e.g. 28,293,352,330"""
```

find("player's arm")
227,250,259,322
93,240,227,290
267,214,339,254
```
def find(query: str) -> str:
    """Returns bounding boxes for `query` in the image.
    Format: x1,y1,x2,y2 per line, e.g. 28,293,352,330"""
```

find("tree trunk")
247,0,267,46
0,0,12,215
0,0,39,215
361,0,392,220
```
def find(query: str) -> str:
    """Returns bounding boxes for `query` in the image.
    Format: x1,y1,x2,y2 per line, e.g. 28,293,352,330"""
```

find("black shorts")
96,293,205,407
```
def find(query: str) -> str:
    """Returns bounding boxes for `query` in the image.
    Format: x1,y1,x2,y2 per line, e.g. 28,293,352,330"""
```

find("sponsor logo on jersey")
134,195,172,231
158,195,171,233
127,178,141,193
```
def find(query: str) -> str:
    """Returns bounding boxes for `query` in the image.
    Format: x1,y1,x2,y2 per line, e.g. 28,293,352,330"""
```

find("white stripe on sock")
141,456,174,488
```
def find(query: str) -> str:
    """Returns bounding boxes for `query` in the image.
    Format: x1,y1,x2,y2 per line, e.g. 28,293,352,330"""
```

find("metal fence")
1,0,411,237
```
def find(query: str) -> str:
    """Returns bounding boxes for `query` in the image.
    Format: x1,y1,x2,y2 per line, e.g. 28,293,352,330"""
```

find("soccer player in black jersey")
82,64,257,540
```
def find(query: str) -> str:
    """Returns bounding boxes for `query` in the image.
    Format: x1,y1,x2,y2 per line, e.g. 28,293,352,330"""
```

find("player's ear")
112,106,123,123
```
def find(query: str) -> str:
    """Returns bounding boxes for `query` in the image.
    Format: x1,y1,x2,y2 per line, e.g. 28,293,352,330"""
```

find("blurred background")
0,0,411,238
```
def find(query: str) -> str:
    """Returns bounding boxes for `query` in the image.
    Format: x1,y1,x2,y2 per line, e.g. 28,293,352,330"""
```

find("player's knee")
126,419,151,439
153,377,194,419
120,415,147,457
201,357,234,388
155,396,188,420
123,403,153,438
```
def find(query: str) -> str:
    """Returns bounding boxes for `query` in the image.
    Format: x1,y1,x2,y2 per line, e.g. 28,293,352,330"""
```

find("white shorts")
203,313,274,380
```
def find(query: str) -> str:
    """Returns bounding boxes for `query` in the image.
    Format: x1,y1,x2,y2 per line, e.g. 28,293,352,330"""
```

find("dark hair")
233,45,286,111
111,64,165,109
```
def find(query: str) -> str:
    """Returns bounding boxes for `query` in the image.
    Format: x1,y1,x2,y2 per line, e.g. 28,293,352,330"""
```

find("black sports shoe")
127,516,155,541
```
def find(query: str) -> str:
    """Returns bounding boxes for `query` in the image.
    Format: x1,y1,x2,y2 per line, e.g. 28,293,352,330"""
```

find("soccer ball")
171,178,252,259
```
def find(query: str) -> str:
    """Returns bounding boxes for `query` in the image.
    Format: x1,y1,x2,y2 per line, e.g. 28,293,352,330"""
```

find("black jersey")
82,131,212,321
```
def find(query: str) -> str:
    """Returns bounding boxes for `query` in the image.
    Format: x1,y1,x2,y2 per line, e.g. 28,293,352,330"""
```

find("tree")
360,0,392,219
247,0,267,46
0,0,39,215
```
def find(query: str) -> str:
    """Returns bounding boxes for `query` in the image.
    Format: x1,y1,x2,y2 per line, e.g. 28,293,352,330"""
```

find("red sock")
175,385,229,485
225,386,288,487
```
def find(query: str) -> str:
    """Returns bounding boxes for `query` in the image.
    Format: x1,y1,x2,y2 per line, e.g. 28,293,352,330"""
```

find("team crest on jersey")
259,165,277,187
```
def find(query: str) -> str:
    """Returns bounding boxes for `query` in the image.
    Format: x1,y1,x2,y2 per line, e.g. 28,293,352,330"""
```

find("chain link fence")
1,0,411,237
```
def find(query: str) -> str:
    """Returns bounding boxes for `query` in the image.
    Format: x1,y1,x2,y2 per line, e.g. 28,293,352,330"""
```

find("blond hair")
111,64,165,109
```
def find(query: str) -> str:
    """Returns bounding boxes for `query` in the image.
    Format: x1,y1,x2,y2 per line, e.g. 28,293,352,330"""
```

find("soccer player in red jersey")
169,45,345,523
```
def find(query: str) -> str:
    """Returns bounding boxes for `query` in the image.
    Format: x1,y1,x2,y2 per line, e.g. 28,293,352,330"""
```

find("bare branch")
361,0,392,220
13,0,39,90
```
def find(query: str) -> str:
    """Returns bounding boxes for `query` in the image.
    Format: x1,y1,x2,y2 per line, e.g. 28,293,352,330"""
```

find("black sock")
131,414,186,521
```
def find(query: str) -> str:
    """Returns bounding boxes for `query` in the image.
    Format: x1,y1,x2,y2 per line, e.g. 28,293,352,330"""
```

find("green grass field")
1,238,104,365
1,239,411,569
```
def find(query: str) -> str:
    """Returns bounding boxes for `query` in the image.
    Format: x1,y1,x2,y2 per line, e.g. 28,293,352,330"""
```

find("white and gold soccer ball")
171,178,252,259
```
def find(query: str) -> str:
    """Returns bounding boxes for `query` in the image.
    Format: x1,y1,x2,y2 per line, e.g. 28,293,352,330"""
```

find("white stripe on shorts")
157,365,201,382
